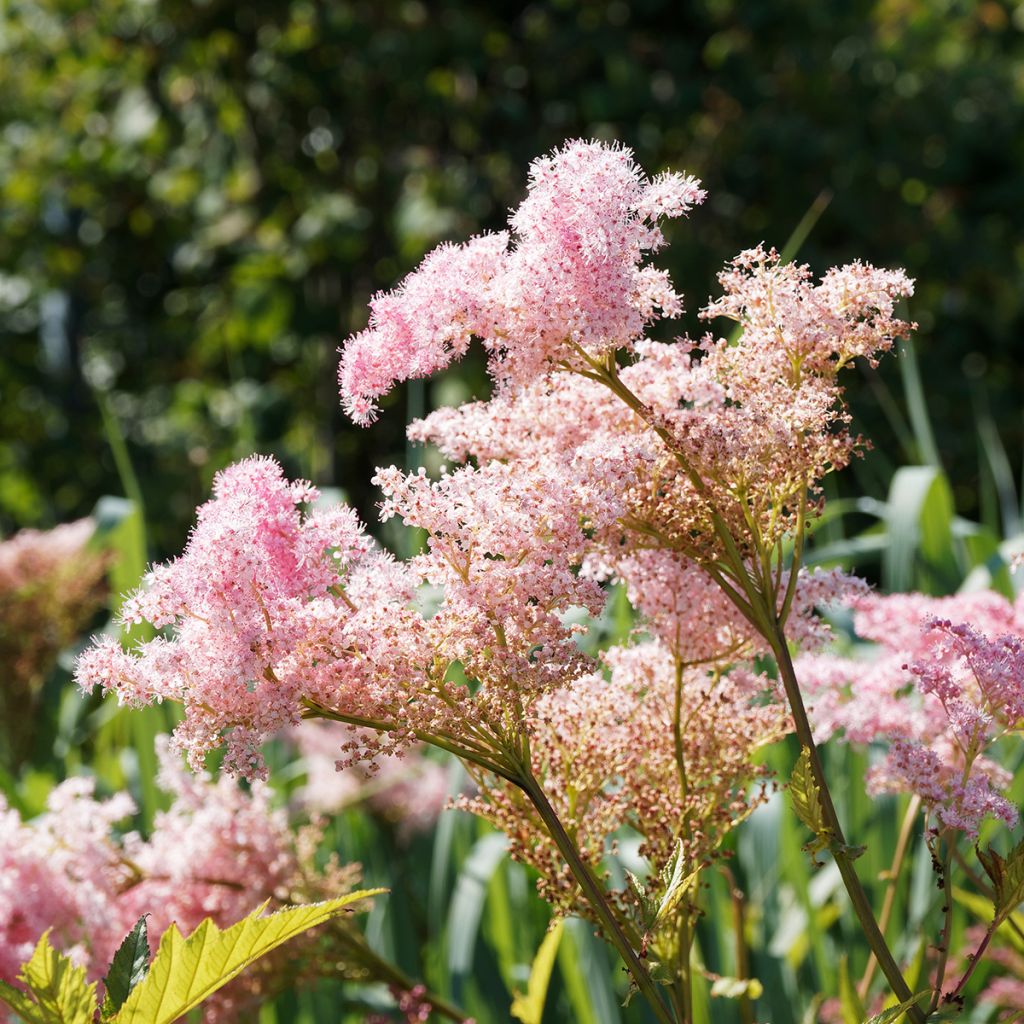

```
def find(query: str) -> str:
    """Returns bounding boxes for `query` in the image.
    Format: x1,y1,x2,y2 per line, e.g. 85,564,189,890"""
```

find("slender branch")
516,769,678,1024
946,920,996,1004
768,630,925,1023
300,699,521,784
927,831,955,1015
329,926,469,1023
858,795,922,1000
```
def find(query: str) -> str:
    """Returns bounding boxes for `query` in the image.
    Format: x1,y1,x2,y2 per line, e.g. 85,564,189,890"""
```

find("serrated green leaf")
863,990,929,1024
0,978,56,1024
510,919,563,1024
979,838,1024,921
654,844,699,926
101,916,150,1018
0,931,99,1024
790,747,832,863
113,892,382,1024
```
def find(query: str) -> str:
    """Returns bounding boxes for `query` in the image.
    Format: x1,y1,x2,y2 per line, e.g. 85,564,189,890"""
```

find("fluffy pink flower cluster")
76,451,604,779
797,589,1024,837
339,140,705,423
0,518,107,766
0,739,356,1023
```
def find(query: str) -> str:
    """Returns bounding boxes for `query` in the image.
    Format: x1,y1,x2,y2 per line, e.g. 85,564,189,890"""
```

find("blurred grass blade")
882,466,960,593
446,832,508,978
511,920,563,1024
972,382,1021,536
778,189,833,264
558,918,620,1024
838,956,864,1024
896,338,942,471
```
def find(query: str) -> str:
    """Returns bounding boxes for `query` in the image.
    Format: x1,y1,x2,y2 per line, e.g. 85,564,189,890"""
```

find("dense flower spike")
339,140,704,422
76,452,607,779
76,456,391,778
798,590,1024,837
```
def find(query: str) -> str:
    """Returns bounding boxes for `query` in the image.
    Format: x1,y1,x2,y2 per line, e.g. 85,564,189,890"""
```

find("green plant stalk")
516,769,678,1024
927,832,955,1015
767,627,925,1024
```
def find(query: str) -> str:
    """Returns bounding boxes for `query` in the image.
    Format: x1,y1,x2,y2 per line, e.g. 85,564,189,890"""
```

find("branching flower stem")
585,358,924,1023
305,699,679,1023
513,765,678,1024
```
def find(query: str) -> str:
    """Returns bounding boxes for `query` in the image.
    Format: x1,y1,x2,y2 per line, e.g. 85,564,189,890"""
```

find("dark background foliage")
3,0,1021,551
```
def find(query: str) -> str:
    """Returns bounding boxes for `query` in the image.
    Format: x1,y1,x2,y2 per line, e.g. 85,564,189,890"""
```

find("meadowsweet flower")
0,739,368,1024
77,453,611,778
465,640,789,930
339,140,704,422
76,456,413,779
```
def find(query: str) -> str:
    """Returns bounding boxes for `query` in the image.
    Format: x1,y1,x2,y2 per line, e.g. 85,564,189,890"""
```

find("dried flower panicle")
465,639,789,930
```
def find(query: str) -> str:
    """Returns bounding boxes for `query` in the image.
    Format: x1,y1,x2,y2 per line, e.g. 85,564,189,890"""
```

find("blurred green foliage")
2,0,1022,551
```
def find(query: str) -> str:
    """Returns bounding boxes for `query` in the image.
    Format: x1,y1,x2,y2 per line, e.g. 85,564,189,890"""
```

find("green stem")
517,770,678,1024
927,831,954,1015
768,628,925,1024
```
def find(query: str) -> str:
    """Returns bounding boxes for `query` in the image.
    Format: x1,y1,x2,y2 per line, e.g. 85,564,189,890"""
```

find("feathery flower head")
339,140,704,422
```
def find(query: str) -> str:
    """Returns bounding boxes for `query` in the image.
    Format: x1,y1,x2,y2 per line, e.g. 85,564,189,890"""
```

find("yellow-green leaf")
863,990,930,1024
790,747,831,861
113,892,382,1024
0,979,57,1024
511,919,564,1024
654,846,700,926
0,931,99,1024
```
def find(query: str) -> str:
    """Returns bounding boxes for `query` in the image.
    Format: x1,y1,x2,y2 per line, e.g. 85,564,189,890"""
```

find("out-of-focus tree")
1,0,1021,547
